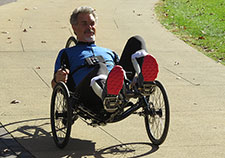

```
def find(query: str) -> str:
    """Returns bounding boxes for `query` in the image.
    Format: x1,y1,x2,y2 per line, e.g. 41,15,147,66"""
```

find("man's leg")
119,35,147,80
102,65,125,112
75,63,108,114
89,64,125,113
76,63,125,114
119,35,159,86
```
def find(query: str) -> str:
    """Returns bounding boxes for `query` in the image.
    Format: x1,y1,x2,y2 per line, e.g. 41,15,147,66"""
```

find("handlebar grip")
61,64,67,71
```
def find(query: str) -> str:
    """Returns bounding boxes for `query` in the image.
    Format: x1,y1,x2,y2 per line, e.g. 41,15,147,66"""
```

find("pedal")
103,95,122,113
140,82,155,96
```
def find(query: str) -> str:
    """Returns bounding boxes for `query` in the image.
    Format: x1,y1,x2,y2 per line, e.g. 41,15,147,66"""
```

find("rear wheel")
50,82,72,148
65,36,77,48
144,80,170,145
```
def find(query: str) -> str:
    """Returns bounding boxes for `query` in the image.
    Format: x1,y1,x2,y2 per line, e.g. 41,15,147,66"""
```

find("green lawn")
155,0,225,65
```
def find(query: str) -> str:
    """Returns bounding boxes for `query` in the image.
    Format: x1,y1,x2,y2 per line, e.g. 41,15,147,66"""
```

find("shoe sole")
106,65,124,95
142,55,159,81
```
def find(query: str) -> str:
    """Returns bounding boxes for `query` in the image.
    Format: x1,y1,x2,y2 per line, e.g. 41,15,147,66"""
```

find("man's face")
72,13,96,42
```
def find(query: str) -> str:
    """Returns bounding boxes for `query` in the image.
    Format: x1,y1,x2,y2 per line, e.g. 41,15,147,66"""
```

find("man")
51,6,158,114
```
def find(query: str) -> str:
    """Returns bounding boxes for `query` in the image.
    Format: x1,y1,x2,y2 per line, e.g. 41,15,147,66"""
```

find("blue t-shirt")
54,43,119,86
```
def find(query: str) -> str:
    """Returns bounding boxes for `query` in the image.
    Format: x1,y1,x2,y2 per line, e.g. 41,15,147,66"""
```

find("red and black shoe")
103,65,124,112
141,54,158,82
137,54,159,94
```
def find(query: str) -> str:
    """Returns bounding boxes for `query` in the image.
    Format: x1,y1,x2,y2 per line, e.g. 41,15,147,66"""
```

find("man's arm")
51,68,70,89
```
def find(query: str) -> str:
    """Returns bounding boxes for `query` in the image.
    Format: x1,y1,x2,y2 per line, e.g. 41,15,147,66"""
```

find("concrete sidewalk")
0,0,225,157
0,0,16,6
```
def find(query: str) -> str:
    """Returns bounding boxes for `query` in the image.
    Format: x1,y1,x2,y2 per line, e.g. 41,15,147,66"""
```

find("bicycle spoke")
145,81,169,145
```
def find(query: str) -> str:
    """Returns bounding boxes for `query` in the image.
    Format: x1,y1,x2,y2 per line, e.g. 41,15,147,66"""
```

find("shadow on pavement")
94,142,159,158
1,118,158,158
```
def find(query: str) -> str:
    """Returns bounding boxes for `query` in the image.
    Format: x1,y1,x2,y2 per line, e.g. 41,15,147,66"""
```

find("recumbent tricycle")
50,36,170,148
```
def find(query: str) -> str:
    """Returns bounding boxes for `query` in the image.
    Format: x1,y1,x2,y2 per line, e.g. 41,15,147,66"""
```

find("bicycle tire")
144,80,170,145
50,82,72,148
65,36,77,48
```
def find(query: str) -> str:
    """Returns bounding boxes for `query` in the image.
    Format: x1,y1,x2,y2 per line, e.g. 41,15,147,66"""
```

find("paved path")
0,0,16,6
0,0,225,157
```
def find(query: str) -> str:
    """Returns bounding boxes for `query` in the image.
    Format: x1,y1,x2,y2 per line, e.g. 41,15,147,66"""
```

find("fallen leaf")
1,31,9,34
174,61,180,66
10,99,21,104
198,36,205,40
41,40,47,43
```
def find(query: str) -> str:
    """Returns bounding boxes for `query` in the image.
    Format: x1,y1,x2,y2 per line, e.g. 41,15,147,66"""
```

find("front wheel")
144,80,170,145
50,82,72,148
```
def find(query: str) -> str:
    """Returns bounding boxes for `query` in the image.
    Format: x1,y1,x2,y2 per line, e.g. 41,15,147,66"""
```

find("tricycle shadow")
94,142,159,158
17,126,158,158
2,118,158,158
60,140,158,158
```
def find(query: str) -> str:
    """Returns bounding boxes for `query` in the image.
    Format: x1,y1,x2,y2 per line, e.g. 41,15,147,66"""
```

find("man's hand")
51,68,69,88
55,68,69,83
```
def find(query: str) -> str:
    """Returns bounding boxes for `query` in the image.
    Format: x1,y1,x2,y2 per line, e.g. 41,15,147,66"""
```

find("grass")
155,0,225,65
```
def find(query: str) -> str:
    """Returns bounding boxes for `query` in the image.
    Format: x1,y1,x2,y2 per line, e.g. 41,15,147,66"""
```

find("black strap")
108,51,119,65
71,55,105,76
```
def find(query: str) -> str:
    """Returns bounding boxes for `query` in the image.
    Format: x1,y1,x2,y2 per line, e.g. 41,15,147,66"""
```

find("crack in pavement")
32,68,50,88
164,67,201,86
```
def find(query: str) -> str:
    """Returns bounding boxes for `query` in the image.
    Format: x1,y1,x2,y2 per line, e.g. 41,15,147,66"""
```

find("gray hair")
70,6,98,25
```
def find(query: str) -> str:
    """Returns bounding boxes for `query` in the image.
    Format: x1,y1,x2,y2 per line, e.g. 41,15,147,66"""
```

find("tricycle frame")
50,36,170,148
